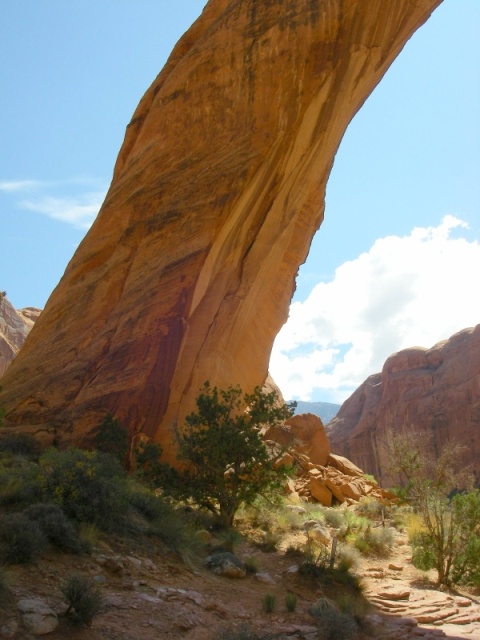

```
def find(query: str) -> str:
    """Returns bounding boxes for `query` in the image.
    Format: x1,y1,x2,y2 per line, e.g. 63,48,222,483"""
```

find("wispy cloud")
0,177,107,230
0,179,45,192
270,215,480,404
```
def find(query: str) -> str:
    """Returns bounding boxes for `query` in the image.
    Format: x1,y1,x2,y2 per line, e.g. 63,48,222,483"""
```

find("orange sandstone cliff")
0,0,443,457
326,326,480,483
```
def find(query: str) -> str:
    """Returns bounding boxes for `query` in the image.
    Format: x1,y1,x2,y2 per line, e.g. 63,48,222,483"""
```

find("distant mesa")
292,400,340,423
0,0,443,458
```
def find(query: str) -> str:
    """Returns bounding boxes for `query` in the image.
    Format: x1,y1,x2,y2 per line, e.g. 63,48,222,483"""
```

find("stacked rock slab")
0,0,442,458
266,413,393,506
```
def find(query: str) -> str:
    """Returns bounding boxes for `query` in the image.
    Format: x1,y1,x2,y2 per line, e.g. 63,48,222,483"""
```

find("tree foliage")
93,413,129,466
384,428,479,588
168,383,295,527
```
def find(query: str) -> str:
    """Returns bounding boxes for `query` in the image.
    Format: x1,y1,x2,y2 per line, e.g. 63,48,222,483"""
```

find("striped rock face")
0,0,442,459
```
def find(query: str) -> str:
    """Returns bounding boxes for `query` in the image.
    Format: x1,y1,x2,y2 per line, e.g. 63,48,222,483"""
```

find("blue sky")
1,1,479,404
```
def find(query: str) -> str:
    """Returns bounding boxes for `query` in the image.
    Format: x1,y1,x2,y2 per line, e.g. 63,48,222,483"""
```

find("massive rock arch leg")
1,0,442,458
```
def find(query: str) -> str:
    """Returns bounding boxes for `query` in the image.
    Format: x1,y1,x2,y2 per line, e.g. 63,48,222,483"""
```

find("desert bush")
61,574,104,626
285,592,297,612
78,523,99,549
37,447,130,531
216,527,244,552
134,441,171,489
0,459,40,506
255,531,281,553
262,593,277,613
355,497,387,521
93,414,129,466
0,433,38,458
336,543,361,571
244,556,259,574
354,526,394,557
322,508,345,529
23,503,82,553
411,489,480,587
309,598,360,640
0,513,47,564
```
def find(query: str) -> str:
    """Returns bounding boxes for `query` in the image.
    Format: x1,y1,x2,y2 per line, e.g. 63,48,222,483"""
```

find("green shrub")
262,593,277,613
0,433,38,458
309,598,360,640
244,556,259,574
167,383,295,527
23,504,82,553
355,497,387,521
336,543,361,571
0,513,47,564
285,592,297,612
0,457,40,506
134,441,166,489
255,531,280,552
93,414,129,466
37,448,130,531
321,508,344,529
61,574,104,625
410,490,480,588
354,526,394,557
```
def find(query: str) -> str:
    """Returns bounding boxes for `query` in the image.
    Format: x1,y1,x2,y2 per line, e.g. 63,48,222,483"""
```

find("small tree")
93,414,129,466
384,428,480,588
169,382,295,528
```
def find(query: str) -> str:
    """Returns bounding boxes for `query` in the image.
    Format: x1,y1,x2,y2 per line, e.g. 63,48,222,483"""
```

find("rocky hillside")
0,0,442,457
0,296,40,378
326,325,480,484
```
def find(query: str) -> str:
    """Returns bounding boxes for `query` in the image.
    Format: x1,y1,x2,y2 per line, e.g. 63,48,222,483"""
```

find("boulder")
17,598,58,635
309,478,333,507
265,413,330,466
205,552,246,579
327,454,364,478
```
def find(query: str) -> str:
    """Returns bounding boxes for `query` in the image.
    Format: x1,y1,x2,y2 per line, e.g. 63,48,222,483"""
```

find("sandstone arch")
0,0,443,458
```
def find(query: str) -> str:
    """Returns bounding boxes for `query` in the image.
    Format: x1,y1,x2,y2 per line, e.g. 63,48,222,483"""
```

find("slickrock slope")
0,297,41,378
326,325,480,483
0,0,442,455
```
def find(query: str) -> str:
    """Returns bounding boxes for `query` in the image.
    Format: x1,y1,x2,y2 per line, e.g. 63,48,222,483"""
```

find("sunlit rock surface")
0,0,442,457
0,297,40,378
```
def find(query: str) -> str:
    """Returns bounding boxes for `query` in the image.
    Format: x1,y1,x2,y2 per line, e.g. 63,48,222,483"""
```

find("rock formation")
326,325,480,483
0,296,41,378
0,0,443,457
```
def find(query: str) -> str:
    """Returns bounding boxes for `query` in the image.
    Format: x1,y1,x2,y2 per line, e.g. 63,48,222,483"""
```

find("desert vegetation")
1,384,480,637
384,428,480,588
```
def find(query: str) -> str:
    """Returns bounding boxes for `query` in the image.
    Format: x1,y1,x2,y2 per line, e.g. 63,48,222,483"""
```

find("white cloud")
20,191,105,230
270,215,480,404
0,179,44,192
0,177,107,230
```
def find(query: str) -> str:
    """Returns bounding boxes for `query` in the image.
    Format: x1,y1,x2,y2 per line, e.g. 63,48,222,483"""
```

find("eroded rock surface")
0,297,41,378
0,0,442,456
326,325,480,483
